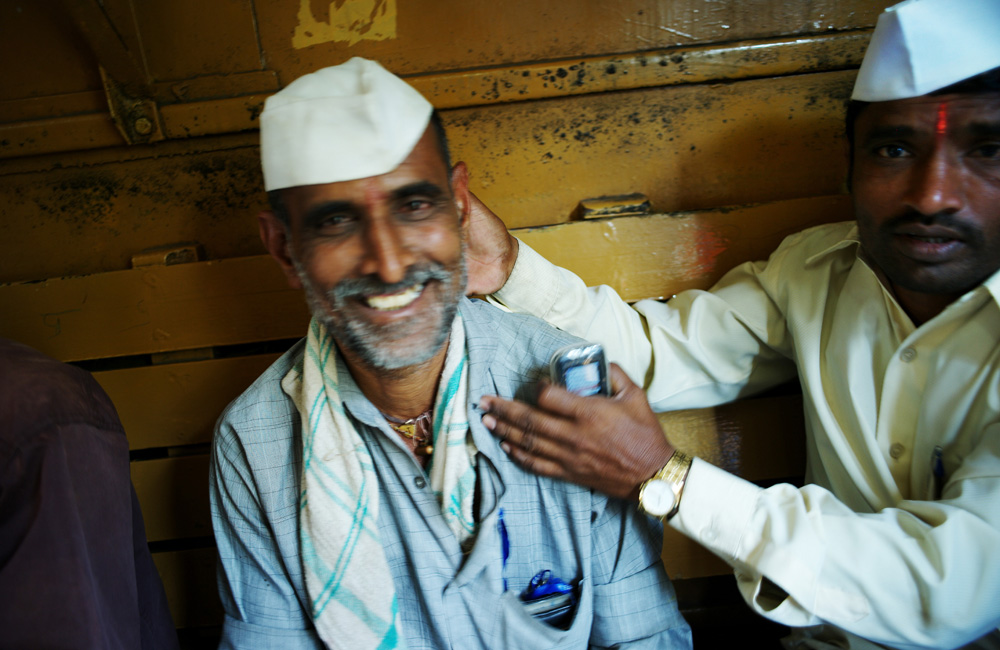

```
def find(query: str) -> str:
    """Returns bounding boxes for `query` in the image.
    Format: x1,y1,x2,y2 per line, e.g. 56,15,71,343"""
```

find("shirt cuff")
489,238,563,318
670,457,762,563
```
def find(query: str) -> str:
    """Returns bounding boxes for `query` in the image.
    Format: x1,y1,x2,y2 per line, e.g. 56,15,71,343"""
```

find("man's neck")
339,341,450,421
889,282,959,327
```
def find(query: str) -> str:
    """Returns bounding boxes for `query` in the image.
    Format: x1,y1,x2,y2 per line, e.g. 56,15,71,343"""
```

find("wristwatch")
638,451,693,520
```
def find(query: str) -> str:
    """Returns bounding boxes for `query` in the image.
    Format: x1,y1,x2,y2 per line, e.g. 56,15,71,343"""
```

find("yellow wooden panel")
0,195,848,361
660,395,807,480
0,1,101,102
96,353,280,450
1,72,854,283
133,455,211,543
0,133,265,284
415,32,869,110
133,0,262,83
0,112,124,158
450,70,856,229
520,195,852,302
255,0,889,80
0,255,308,362
153,547,223,629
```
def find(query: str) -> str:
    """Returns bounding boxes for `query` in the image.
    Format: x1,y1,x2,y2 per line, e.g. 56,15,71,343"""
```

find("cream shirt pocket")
495,577,592,649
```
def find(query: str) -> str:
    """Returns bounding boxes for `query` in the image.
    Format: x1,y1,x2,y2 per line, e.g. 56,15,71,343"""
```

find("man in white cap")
208,57,693,649
470,0,1000,648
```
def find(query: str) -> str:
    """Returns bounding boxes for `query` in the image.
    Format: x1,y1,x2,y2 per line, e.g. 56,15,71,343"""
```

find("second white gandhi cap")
852,0,1000,102
260,57,433,192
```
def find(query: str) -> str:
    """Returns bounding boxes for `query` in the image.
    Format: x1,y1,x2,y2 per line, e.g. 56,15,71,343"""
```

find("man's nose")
904,151,965,217
360,214,414,284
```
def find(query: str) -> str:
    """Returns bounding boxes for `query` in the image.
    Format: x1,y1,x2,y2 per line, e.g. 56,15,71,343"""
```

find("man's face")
274,129,469,371
851,92,1000,300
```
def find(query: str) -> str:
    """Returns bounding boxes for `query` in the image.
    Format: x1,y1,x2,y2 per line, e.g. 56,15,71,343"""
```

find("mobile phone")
549,343,610,397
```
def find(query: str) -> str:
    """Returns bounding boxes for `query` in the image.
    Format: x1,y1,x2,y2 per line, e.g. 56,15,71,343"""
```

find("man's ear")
450,161,471,231
258,209,303,290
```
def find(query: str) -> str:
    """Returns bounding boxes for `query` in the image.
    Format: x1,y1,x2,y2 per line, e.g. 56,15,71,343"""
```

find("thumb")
609,363,641,398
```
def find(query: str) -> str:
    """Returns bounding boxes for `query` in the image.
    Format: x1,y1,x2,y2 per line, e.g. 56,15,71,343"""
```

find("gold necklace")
383,410,434,456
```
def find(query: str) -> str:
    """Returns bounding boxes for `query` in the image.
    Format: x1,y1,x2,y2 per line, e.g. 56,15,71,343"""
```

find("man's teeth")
365,284,423,310
911,236,951,243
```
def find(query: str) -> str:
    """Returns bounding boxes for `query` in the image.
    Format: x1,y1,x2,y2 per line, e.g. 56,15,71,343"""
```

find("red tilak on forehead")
936,102,948,136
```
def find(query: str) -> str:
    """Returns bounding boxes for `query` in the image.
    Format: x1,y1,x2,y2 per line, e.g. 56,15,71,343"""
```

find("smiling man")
468,0,1000,648
208,58,692,650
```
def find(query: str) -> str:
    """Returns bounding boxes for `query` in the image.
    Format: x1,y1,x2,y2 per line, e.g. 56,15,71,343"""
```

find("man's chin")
331,317,453,372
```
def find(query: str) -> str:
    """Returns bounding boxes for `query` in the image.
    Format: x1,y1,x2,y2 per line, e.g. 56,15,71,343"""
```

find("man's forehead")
860,92,1000,130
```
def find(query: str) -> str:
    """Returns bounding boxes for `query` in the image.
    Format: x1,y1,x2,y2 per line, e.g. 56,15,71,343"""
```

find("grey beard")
295,258,466,371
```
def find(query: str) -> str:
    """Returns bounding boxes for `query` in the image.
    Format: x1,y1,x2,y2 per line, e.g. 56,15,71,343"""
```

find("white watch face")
641,480,677,517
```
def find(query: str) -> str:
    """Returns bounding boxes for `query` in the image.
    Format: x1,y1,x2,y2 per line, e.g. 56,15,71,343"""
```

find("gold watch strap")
659,450,693,520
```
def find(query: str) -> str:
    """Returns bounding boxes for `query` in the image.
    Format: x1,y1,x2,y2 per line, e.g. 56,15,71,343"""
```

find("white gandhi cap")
852,0,1000,102
260,57,434,192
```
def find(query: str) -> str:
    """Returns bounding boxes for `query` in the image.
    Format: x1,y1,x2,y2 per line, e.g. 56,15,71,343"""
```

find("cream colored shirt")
491,221,1000,650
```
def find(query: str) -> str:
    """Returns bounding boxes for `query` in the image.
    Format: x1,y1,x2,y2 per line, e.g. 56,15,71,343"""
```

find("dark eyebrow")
859,124,917,145
390,181,446,202
966,122,1000,138
302,200,356,229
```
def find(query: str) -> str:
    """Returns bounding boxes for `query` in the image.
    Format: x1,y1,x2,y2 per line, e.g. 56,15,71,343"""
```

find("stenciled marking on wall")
293,0,397,49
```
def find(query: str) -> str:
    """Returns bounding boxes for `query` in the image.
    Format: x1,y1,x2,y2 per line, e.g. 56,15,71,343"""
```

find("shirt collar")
804,222,862,266
981,266,1000,308
803,221,1000,309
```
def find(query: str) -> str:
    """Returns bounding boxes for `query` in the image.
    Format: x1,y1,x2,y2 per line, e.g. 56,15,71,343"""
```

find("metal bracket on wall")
101,67,164,145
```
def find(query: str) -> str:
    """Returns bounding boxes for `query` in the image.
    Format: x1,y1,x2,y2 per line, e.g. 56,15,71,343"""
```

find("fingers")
480,395,573,455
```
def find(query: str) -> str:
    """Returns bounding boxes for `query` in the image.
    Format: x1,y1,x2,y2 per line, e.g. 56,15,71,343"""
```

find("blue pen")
498,507,509,592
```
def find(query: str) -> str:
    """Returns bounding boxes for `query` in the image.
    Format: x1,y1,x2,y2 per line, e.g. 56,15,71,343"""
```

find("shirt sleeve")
210,420,324,650
586,496,693,648
674,438,1000,649
489,239,797,410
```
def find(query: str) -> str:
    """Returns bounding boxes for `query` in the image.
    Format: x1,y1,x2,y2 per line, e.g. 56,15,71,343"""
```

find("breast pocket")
494,578,592,649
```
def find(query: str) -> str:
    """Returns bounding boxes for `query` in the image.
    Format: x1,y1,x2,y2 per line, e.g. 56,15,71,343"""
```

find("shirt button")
702,528,716,543
900,347,917,362
414,476,427,489
889,443,905,460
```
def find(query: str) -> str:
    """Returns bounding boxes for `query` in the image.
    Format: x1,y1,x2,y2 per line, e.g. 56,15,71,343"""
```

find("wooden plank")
0,256,309,363
132,455,212,543
519,195,852,302
153,547,223,630
95,353,279,450
0,195,848,362
414,32,869,110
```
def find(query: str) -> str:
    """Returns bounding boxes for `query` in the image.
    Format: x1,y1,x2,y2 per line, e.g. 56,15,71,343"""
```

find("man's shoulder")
461,298,583,371
214,339,305,447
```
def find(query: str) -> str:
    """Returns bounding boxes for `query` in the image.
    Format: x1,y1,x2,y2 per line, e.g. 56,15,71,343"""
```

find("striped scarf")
282,314,477,649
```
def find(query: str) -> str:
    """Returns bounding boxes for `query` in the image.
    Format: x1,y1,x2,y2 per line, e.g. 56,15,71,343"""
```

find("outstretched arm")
482,375,1000,649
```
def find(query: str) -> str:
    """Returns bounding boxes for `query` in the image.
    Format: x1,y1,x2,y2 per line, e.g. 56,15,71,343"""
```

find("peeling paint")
292,0,396,49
